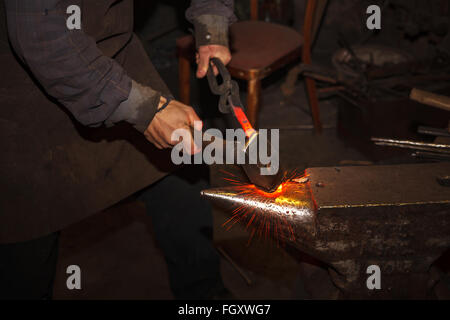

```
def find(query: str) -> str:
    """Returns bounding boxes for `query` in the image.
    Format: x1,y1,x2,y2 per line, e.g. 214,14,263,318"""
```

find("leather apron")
0,0,176,243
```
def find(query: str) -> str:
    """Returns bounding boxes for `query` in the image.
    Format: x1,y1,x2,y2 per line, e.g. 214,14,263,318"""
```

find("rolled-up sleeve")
4,0,135,127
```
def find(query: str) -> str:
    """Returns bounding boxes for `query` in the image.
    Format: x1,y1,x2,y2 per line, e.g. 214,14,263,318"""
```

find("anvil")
202,163,450,299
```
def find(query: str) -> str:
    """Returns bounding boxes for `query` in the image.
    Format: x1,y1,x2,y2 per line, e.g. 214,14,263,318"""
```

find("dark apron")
0,0,176,243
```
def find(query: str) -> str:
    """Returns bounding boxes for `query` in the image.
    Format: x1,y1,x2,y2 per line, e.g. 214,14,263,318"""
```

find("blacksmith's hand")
196,45,231,78
144,97,202,155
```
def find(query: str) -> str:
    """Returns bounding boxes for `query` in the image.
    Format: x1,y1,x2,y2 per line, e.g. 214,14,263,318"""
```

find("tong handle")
206,57,232,96
206,57,241,114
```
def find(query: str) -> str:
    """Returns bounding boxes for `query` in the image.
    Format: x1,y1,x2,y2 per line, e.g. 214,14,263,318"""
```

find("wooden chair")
302,0,328,133
176,0,325,129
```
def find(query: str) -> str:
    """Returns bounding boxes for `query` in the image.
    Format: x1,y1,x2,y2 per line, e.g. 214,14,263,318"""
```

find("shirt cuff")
193,14,229,48
106,80,161,133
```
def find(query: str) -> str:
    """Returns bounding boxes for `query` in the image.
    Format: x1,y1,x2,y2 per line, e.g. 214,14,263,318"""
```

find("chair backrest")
250,0,259,21
249,0,327,39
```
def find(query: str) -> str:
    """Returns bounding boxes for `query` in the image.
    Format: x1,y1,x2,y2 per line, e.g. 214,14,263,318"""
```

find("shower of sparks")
218,169,307,247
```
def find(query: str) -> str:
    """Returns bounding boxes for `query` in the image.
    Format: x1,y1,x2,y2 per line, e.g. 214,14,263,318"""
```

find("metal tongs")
205,58,284,192
206,57,256,138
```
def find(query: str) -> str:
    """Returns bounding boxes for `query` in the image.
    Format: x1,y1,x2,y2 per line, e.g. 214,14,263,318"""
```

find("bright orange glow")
218,169,309,247
253,182,284,198
275,196,302,207
232,106,256,138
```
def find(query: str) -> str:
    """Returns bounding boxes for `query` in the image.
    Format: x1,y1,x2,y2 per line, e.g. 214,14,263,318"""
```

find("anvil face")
202,163,450,258
201,180,317,243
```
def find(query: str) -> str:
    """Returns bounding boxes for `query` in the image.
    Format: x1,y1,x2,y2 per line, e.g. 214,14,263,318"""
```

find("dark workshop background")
52,0,450,299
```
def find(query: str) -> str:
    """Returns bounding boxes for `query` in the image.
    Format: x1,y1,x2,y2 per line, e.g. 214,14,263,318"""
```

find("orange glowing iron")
207,58,284,192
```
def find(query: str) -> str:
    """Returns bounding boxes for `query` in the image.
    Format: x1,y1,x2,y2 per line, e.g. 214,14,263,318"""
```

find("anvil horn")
200,182,318,243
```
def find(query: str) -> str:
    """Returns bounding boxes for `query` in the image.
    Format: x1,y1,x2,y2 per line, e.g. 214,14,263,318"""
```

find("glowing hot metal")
201,179,317,245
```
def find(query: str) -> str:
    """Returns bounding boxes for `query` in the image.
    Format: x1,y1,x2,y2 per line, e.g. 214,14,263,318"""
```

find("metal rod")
418,126,450,138
303,72,337,84
372,138,450,150
412,151,450,161
374,142,450,154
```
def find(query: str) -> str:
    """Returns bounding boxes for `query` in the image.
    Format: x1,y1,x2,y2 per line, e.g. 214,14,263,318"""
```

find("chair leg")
303,0,323,134
305,78,322,134
178,55,191,105
247,78,261,127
